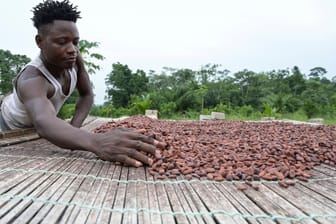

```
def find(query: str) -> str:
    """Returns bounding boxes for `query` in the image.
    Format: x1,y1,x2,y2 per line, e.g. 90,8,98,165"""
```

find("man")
0,0,163,167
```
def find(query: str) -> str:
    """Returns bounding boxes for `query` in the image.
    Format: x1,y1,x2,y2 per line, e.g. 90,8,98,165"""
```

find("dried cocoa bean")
207,173,214,180
278,181,288,188
214,175,224,181
182,168,193,175
94,115,336,191
205,167,216,173
158,168,165,175
236,184,248,191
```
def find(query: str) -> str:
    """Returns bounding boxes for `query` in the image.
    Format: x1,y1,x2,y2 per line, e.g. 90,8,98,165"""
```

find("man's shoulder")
19,66,44,80
16,66,49,95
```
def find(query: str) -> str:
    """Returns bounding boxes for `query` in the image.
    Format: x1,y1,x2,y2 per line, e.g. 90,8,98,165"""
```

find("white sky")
0,0,335,105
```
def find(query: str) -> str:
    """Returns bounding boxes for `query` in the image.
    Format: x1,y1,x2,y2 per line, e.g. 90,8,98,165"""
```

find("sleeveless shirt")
0,56,78,129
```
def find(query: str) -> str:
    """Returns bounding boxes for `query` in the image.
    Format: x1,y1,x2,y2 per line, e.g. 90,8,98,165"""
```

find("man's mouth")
65,57,76,63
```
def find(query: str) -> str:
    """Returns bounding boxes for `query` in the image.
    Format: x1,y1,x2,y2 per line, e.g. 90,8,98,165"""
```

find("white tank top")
0,56,77,129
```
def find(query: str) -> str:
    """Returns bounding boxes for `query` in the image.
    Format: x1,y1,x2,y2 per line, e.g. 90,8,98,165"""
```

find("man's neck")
39,53,65,78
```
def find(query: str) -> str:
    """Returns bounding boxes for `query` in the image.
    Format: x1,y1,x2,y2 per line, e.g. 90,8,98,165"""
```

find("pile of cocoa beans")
94,116,336,190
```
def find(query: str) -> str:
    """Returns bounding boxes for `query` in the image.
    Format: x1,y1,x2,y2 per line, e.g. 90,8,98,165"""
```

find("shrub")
58,104,75,119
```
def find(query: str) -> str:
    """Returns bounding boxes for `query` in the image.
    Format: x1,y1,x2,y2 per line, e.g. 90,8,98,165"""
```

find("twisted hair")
31,0,81,30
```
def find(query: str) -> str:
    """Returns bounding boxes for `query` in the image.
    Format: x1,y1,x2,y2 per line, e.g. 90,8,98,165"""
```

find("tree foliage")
105,63,149,108
103,63,336,120
78,40,105,75
0,50,30,95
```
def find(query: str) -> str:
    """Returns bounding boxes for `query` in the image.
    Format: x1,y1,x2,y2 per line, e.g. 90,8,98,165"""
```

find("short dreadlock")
31,0,81,30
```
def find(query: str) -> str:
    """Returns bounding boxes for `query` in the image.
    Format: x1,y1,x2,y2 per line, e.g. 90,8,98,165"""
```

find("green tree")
172,68,195,87
195,84,208,112
196,63,227,84
129,94,152,115
233,70,269,110
98,61,336,120
303,99,319,118
175,81,208,112
0,50,30,95
309,67,327,80
286,66,306,96
234,69,255,100
105,63,149,108
78,40,105,75
267,69,291,95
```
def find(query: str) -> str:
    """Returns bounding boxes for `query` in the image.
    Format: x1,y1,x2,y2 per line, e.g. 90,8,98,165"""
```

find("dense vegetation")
94,63,336,123
0,50,30,94
1,46,335,124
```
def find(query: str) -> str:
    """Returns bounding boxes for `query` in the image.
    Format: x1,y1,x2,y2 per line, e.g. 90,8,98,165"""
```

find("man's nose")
67,43,77,54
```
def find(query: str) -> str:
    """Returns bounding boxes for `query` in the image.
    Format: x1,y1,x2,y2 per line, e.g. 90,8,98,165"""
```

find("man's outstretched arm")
70,53,94,128
18,70,163,167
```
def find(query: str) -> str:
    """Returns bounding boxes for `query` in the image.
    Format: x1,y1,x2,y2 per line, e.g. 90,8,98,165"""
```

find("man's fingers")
132,140,159,158
125,129,167,149
131,129,146,134
133,133,167,148
115,129,166,160
125,147,154,166
153,139,167,149
114,155,143,167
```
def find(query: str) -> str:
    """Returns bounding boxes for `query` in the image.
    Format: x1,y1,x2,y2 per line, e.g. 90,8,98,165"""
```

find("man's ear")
35,35,43,49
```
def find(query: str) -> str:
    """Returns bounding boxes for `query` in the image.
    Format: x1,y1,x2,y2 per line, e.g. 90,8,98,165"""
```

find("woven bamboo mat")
0,117,335,224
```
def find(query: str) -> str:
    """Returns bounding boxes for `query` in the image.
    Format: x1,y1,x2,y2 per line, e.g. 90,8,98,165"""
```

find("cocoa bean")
158,168,165,175
252,185,259,191
278,181,288,188
207,173,214,180
182,168,193,175
205,167,216,173
236,184,248,191
297,176,308,182
214,175,224,181
94,116,336,191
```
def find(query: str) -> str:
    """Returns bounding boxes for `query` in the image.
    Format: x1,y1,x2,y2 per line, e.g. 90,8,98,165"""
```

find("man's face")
37,20,79,69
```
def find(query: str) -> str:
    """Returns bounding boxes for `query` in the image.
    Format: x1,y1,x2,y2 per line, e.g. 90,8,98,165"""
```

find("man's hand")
92,128,165,167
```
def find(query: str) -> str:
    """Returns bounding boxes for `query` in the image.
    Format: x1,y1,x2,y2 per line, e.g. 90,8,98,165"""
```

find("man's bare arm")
17,72,163,167
70,54,94,128
18,74,95,150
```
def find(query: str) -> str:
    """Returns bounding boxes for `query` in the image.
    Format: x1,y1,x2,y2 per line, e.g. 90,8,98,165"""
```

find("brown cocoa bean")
297,176,308,182
158,168,165,175
168,174,177,179
285,181,296,186
289,170,296,178
185,174,192,180
170,169,180,175
214,175,224,181
95,115,334,189
236,184,248,191
182,168,193,175
278,181,288,188
207,173,214,180
252,185,259,191
205,167,216,173
192,173,200,179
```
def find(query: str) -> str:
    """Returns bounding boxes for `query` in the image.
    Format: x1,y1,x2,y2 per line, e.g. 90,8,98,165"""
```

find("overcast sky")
1,0,335,104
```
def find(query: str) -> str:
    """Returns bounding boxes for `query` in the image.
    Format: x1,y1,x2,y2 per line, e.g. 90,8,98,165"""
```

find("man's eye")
57,39,66,45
